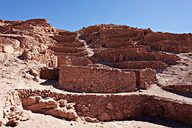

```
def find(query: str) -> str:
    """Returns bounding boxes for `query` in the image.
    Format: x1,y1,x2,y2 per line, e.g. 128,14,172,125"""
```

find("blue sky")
1,0,192,33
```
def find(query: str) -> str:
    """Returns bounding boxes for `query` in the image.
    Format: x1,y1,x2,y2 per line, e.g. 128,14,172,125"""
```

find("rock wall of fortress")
58,65,137,93
17,89,192,124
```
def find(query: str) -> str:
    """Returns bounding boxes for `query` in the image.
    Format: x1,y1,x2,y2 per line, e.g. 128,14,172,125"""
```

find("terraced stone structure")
49,24,181,93
1,19,192,126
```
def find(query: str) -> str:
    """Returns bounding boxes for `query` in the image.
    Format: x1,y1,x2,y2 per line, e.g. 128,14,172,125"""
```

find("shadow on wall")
40,80,58,88
134,115,192,128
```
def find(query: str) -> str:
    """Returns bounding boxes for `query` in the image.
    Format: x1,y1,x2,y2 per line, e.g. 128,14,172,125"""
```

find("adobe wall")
17,89,192,124
58,65,137,93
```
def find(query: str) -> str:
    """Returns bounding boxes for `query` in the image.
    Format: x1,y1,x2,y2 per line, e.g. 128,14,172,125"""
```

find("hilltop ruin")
0,19,192,127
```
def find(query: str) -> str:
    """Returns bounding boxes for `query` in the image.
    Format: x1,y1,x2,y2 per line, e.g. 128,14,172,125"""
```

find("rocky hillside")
0,19,192,128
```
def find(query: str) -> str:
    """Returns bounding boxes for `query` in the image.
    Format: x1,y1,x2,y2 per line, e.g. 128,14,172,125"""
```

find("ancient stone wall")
58,65,136,93
40,67,59,80
94,50,179,65
162,85,192,94
143,96,192,125
147,40,192,53
57,55,92,67
49,46,85,53
52,34,76,43
144,33,192,43
106,61,168,70
138,68,157,89
94,46,149,61
125,69,157,89
17,89,192,124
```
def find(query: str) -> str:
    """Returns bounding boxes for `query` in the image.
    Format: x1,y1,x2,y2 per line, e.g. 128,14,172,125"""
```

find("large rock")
3,45,14,53
0,37,20,53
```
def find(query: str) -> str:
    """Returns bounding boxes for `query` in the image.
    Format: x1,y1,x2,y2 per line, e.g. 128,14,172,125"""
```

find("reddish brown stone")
58,65,136,93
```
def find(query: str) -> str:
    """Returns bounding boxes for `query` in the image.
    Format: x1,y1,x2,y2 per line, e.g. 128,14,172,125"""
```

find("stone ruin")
45,24,181,93
0,19,192,126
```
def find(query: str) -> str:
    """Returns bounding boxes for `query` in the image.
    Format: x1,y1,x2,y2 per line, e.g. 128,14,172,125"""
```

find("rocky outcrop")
22,96,78,121
3,91,31,127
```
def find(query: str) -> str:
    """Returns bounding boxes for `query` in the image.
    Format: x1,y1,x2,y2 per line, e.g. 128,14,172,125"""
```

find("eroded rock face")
0,37,20,53
0,19,58,67
3,91,31,127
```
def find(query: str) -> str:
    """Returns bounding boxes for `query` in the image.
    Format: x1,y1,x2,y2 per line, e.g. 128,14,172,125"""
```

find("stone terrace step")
52,35,77,43
49,46,86,53
162,85,192,95
54,50,89,57
57,55,92,67
99,28,145,39
144,32,192,43
147,40,192,53
106,61,168,70
94,50,179,65
53,41,85,47
90,40,136,48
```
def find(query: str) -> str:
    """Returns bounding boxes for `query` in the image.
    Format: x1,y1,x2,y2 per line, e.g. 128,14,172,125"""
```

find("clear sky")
1,0,192,33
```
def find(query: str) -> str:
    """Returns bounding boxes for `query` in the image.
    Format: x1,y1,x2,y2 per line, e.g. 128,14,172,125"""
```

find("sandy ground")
0,52,192,128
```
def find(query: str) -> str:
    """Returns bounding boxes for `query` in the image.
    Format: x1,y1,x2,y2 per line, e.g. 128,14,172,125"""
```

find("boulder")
20,50,32,60
3,45,14,53
38,97,58,109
